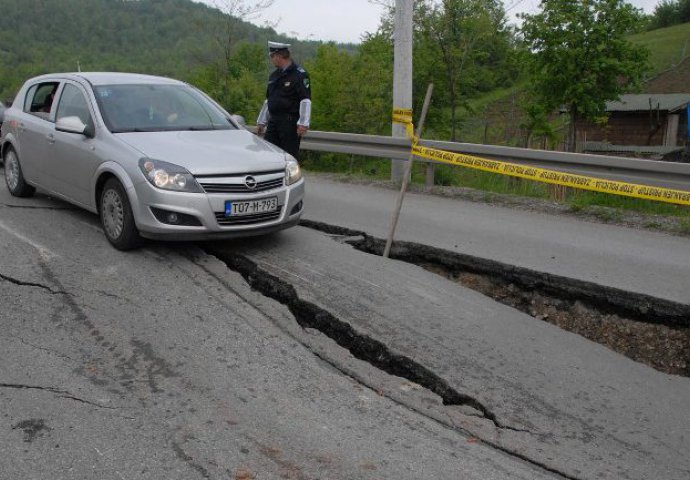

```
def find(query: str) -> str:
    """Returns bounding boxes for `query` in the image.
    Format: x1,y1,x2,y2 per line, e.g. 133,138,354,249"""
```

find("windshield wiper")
185,125,217,131
111,127,161,133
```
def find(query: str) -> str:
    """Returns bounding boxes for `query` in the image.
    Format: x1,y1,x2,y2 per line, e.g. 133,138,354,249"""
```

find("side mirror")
231,114,246,127
56,116,92,137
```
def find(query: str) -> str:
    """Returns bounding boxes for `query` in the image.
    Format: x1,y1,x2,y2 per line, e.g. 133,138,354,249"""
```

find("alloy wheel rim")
5,153,19,190
102,189,124,239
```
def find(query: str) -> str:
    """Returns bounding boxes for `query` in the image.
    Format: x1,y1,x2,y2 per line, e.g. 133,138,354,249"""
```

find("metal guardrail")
298,130,690,192
583,142,684,156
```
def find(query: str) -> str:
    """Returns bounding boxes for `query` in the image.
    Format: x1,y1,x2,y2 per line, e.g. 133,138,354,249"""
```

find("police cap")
268,41,291,56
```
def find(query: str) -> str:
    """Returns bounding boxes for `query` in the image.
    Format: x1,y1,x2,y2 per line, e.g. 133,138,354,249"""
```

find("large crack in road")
203,249,494,418
300,219,690,377
203,245,583,480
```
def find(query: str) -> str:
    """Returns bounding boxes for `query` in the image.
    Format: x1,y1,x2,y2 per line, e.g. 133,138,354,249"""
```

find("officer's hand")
256,124,266,136
297,125,309,137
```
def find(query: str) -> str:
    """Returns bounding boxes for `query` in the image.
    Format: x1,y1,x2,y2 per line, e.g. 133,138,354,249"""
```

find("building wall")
577,56,689,148
578,110,688,146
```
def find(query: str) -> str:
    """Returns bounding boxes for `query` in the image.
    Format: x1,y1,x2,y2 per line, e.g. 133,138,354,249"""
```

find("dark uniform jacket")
266,63,311,116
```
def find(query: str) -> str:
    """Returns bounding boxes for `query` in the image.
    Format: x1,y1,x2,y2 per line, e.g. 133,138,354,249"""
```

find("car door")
49,82,100,208
14,81,61,186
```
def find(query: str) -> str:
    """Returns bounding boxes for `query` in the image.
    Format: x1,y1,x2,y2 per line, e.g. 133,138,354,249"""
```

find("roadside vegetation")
630,22,690,73
0,0,687,224
301,151,690,229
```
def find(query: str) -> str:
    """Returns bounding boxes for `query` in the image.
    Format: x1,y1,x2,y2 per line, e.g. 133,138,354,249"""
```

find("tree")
191,42,267,119
187,0,278,116
306,34,393,135
649,0,690,29
345,33,395,134
520,0,649,151
414,0,513,141
305,44,355,132
207,0,275,67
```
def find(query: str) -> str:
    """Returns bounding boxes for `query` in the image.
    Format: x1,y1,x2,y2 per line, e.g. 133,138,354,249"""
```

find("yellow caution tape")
393,109,689,205
392,108,416,141
412,143,690,206
392,108,413,124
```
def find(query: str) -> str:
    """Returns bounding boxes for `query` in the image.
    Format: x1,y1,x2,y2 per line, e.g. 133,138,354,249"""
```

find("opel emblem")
244,176,257,189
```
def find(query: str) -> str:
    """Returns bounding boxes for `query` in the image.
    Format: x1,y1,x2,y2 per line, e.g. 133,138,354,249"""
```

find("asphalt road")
302,174,690,305
0,179,559,479
217,227,690,480
1,171,689,480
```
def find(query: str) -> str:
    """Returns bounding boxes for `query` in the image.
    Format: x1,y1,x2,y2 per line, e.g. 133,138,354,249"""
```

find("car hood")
116,129,287,175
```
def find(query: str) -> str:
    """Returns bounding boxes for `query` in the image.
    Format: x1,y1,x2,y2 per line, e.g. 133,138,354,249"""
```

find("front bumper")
128,178,305,240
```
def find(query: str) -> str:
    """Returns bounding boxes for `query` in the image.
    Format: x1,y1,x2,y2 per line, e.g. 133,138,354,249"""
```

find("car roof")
26,72,186,87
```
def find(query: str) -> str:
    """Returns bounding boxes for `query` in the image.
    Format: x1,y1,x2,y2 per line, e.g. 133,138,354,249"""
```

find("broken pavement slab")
303,175,690,305
208,227,690,480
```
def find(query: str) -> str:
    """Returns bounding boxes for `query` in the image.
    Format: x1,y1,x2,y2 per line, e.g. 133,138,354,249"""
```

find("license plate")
225,197,278,216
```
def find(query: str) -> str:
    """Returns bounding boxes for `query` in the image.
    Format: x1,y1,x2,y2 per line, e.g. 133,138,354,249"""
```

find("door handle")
46,133,55,145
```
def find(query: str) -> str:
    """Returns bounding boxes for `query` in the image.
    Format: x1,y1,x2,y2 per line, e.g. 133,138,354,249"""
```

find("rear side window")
24,82,60,119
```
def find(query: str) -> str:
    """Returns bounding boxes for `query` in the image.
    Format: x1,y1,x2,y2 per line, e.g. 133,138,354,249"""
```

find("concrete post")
392,0,413,182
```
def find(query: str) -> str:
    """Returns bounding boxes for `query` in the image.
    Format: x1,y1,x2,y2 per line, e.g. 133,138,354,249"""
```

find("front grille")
200,177,284,193
215,209,282,226
196,169,286,194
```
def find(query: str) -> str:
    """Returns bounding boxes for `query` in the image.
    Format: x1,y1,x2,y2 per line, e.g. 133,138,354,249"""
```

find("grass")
412,163,550,198
567,190,690,216
441,84,532,146
301,151,391,180
679,218,690,234
630,22,690,75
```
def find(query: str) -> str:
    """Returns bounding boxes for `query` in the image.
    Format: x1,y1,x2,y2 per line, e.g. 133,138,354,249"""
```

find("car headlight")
139,158,203,193
286,159,302,186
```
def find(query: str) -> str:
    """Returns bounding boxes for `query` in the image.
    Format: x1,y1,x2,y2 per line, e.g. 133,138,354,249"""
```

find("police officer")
256,41,311,161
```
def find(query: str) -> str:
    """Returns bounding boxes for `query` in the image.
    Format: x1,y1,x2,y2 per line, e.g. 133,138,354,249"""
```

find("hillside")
0,0,321,100
630,21,690,75
456,22,690,146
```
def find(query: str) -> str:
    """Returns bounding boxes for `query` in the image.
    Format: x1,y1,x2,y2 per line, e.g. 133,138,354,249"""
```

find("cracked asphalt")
0,180,561,479
209,227,690,480
303,174,690,305
1,171,689,479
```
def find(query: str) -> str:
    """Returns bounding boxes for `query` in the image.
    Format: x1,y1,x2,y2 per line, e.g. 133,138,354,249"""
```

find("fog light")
290,201,303,216
150,207,202,226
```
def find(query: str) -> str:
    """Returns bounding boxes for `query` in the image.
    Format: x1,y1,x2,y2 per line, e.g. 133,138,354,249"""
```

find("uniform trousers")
264,113,302,160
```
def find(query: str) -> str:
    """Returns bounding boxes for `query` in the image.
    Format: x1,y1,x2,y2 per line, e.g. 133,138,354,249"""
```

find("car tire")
4,148,35,197
100,178,142,250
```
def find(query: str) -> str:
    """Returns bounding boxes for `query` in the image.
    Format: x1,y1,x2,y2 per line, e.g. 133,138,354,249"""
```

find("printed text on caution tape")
412,144,690,206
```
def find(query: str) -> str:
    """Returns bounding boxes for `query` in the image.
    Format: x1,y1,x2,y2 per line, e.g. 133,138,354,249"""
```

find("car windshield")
94,84,237,133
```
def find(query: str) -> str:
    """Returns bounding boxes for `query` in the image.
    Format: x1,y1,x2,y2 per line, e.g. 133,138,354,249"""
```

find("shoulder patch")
297,67,306,73
303,77,310,89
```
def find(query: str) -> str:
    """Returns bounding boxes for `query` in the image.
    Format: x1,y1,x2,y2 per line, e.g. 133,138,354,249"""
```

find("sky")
198,0,661,44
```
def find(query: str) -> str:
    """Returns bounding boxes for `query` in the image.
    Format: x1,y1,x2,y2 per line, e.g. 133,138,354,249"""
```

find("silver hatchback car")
0,72,304,250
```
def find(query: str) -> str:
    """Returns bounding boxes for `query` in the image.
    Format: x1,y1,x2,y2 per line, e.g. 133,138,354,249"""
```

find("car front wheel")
4,148,35,197
100,178,142,250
